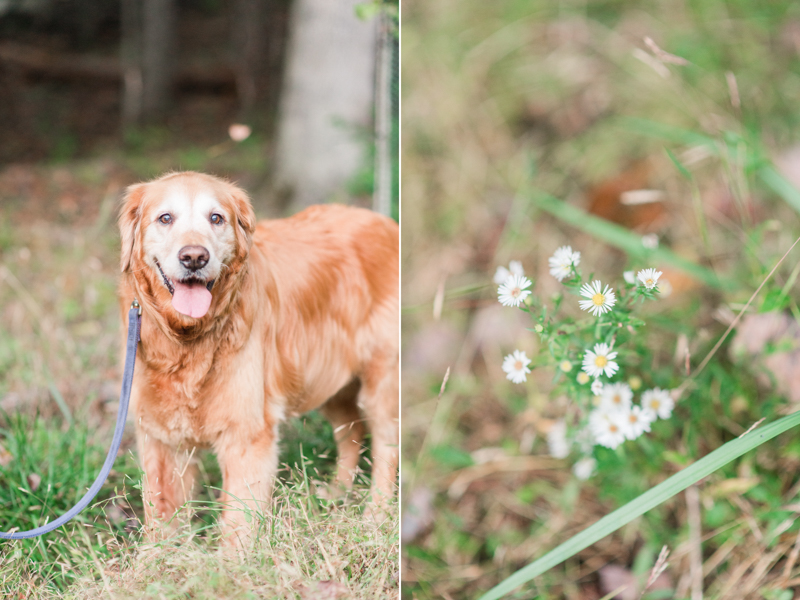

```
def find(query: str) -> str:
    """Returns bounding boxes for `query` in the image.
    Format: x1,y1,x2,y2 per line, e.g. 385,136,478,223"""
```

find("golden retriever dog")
117,171,398,544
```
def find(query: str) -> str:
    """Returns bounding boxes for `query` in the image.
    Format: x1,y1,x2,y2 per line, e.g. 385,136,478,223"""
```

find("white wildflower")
502,350,531,384
578,281,617,316
498,274,532,307
599,382,633,412
582,343,619,378
591,379,604,396
637,268,663,290
641,387,674,420
589,408,627,449
576,371,590,385
642,233,659,249
559,360,572,372
547,420,570,459
621,405,654,440
573,456,597,480
624,270,635,284
493,260,525,284
548,246,581,282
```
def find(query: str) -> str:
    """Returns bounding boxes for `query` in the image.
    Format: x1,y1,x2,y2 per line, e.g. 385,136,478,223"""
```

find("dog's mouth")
154,259,216,319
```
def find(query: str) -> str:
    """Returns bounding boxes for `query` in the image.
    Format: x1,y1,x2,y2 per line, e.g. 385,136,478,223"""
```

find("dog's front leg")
215,428,278,548
138,433,197,540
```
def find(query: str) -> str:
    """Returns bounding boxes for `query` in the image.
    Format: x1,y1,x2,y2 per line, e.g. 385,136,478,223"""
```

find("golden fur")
118,172,398,543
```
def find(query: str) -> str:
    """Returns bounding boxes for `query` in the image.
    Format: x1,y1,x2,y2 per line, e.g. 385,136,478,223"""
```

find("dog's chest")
138,357,222,446
139,388,210,446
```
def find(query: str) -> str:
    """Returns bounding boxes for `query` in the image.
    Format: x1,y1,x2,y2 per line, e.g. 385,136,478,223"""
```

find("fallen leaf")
27,473,41,492
731,312,800,403
401,487,434,543
0,443,11,468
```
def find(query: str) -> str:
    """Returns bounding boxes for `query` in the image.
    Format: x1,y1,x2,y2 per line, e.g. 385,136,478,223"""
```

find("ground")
402,1,800,598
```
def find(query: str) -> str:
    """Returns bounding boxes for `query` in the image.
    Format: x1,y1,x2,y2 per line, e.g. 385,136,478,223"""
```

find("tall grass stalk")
479,410,800,600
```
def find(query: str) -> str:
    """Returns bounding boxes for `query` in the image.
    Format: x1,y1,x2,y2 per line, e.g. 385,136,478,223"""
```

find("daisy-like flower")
623,270,635,285
548,246,581,282
502,350,531,384
621,405,654,440
582,343,619,378
637,268,663,290
573,456,597,480
641,387,674,420
559,360,573,373
589,408,627,449
642,233,659,249
578,281,617,316
493,260,525,284
591,379,604,396
599,382,633,412
576,371,590,385
547,420,570,459
498,274,532,307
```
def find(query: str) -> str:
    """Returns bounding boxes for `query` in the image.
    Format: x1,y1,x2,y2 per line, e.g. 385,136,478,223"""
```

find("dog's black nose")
178,245,209,271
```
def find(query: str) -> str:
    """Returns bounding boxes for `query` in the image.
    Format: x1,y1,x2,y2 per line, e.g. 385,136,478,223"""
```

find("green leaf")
760,288,789,313
429,445,475,469
354,1,381,20
477,410,800,600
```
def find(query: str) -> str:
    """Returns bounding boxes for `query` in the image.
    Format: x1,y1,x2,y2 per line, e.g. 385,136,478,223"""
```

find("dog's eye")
158,213,172,225
210,213,224,225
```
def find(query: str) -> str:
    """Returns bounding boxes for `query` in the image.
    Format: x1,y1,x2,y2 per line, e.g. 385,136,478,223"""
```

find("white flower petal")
502,349,531,384
498,274,532,307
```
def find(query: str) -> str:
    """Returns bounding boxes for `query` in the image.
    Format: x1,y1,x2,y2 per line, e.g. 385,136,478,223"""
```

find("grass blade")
617,117,716,147
477,410,800,600
758,165,800,216
531,193,733,290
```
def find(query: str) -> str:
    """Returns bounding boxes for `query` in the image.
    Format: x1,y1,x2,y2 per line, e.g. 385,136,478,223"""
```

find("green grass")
0,411,396,598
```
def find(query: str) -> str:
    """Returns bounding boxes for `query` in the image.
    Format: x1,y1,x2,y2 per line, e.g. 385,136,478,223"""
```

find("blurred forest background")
402,0,800,599
0,0,399,597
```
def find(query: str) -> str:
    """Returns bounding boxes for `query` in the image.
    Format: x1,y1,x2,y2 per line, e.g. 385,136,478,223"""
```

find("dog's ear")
119,184,145,273
228,185,256,260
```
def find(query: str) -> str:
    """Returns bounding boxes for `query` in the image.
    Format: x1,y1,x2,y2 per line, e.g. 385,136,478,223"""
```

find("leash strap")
0,302,141,540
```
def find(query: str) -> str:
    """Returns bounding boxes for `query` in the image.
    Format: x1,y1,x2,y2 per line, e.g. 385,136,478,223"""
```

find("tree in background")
273,0,377,210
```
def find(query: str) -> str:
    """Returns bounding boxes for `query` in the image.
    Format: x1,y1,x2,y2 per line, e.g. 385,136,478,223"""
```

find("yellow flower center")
629,415,637,424
560,360,572,372
612,394,621,405
646,278,654,287
594,355,608,368
511,287,521,298
609,424,618,433
514,360,523,371
592,293,605,306
651,400,660,410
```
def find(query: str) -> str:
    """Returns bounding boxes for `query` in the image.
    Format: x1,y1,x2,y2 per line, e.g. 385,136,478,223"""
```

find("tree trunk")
231,0,268,115
121,0,177,125
274,0,377,210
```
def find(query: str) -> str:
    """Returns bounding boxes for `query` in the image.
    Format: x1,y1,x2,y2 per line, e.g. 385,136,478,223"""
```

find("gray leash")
0,300,141,540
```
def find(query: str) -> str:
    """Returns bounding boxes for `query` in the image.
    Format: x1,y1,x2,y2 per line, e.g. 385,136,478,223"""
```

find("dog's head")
119,172,255,320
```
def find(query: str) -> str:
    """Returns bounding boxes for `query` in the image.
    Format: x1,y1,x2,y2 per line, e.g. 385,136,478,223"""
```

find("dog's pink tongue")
171,281,212,318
